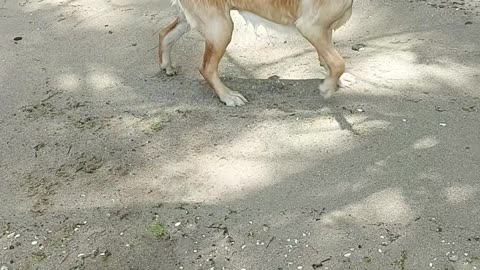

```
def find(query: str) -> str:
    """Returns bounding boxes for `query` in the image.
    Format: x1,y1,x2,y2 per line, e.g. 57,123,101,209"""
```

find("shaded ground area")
1,0,480,269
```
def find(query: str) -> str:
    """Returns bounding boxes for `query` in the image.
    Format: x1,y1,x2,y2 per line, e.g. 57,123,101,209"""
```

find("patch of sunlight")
151,117,358,202
352,32,480,96
22,0,146,30
413,136,439,150
421,62,480,93
228,12,319,80
57,73,81,91
363,50,419,81
322,188,413,224
23,0,112,13
445,185,477,204
87,70,121,91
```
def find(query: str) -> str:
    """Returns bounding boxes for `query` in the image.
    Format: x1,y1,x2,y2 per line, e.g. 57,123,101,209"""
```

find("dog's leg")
297,26,345,99
199,17,248,106
159,14,189,76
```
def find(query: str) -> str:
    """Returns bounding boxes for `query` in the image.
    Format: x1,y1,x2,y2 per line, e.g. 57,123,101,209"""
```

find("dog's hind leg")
159,13,189,76
297,25,345,99
199,15,248,106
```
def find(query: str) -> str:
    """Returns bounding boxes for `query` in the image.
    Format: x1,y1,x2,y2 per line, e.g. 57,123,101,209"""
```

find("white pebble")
14,234,20,239
77,253,86,258
429,263,433,267
297,267,303,269
6,233,15,239
174,222,181,227
378,249,382,253
241,245,246,249
31,241,38,245
439,123,447,127
344,253,352,257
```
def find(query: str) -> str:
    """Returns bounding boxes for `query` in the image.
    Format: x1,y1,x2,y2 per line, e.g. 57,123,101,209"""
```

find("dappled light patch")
445,185,477,204
87,70,121,91
413,136,439,150
57,73,81,91
322,188,413,224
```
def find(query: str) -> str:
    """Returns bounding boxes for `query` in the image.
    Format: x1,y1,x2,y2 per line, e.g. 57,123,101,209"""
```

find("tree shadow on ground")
1,0,480,269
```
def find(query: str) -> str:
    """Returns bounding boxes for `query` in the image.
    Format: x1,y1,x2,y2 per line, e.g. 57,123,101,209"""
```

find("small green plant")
148,222,167,239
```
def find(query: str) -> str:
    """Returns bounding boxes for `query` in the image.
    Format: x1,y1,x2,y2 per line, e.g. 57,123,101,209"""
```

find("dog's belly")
230,0,299,24
235,10,297,34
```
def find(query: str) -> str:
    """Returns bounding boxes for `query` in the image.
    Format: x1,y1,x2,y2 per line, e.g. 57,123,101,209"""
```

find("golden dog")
159,0,354,106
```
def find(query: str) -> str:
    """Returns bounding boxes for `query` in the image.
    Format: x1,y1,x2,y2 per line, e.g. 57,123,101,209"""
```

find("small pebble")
174,222,181,227
344,253,352,257
6,233,15,239
297,267,303,269
13,37,22,41
439,123,447,126
352,43,366,51
31,241,38,245
448,254,459,262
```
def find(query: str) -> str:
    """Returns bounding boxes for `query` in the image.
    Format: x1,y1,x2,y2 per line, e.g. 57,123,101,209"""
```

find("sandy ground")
1,0,480,269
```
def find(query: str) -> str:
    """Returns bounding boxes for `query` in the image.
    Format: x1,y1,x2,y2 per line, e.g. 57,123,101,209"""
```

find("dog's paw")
319,79,336,100
338,72,356,88
161,64,178,76
219,91,248,107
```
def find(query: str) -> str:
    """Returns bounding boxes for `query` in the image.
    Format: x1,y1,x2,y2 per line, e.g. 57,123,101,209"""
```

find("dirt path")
1,0,480,269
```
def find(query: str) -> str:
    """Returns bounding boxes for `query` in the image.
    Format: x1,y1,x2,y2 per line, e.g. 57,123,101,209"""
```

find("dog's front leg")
199,17,248,107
